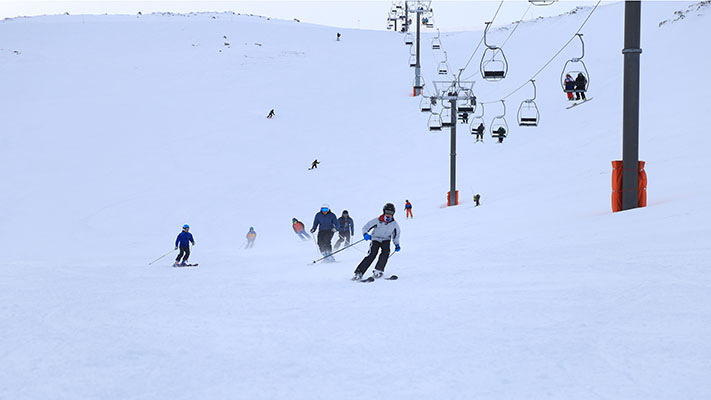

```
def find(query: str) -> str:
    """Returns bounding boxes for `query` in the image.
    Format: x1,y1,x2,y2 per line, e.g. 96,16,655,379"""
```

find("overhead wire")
479,0,603,105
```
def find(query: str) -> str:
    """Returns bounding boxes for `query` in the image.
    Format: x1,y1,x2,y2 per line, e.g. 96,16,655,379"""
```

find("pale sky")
0,1,611,31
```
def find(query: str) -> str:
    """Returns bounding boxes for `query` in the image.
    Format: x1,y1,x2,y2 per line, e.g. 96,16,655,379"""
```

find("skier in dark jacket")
575,73,587,101
174,224,195,266
334,210,355,251
311,203,340,261
267,109,275,119
564,74,575,101
309,159,320,170
352,203,401,280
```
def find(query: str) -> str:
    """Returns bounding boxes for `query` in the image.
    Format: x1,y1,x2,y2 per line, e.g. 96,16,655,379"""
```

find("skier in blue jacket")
174,224,195,266
334,210,354,251
311,203,340,262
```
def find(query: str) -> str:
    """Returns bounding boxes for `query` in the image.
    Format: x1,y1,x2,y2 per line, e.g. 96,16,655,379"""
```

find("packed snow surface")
1,3,710,399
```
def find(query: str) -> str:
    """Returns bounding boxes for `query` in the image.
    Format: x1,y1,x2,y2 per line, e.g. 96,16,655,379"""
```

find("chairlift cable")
500,3,532,49
478,0,602,105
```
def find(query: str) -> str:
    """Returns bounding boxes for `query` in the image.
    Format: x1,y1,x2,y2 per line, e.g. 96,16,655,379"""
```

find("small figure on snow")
405,200,413,219
575,73,587,101
334,210,354,251
336,32,341,41
245,226,257,248
292,218,311,241
309,159,320,170
564,74,575,101
473,123,485,142
473,194,481,207
267,109,275,119
174,224,195,266
311,203,340,262
352,203,401,281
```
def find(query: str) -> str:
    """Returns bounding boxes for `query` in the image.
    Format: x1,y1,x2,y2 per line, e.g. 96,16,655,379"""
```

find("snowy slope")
1,3,710,399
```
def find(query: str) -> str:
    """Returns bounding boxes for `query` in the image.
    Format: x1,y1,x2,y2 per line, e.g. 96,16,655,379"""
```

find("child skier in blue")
246,227,257,248
174,224,195,266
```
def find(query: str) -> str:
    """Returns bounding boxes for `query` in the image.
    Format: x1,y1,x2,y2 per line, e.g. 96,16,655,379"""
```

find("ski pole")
311,238,365,264
148,248,176,265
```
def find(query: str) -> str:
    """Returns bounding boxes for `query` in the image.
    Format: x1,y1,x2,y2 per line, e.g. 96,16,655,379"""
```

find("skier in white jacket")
352,203,401,280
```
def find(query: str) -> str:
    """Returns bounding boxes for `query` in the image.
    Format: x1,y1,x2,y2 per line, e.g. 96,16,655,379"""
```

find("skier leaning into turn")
352,203,401,280
174,224,195,266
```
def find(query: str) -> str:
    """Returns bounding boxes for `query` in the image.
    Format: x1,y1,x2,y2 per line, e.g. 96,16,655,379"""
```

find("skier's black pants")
317,230,335,254
334,231,351,250
355,240,391,274
176,246,190,262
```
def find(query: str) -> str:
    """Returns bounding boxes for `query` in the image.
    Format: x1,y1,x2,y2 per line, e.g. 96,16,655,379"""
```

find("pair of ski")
566,97,593,109
359,275,398,283
173,263,198,267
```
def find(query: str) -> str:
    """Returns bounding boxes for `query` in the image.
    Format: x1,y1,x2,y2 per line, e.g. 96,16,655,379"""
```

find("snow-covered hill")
1,3,710,399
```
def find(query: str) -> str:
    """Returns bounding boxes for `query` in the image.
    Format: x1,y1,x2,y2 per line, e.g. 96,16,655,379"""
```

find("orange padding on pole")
611,160,647,212
447,190,459,206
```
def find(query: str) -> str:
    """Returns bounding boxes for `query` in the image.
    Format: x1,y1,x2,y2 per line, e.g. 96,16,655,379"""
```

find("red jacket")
293,221,305,233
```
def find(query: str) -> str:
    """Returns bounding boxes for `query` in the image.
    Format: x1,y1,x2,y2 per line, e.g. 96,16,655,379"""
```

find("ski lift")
413,77,424,91
561,34,590,94
529,0,558,5
490,100,509,143
404,32,414,46
425,10,435,28
409,46,417,67
420,96,435,112
470,104,486,142
480,22,508,81
437,51,449,75
457,89,476,113
518,80,540,127
441,107,453,128
428,112,443,131
432,29,442,50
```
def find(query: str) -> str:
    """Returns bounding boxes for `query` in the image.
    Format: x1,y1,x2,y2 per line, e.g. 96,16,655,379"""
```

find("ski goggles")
383,210,394,216
321,208,329,212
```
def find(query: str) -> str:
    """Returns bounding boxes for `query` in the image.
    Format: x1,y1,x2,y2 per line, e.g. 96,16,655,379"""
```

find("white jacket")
362,216,401,245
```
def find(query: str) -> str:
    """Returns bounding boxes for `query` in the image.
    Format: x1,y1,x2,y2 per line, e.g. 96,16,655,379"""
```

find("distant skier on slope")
336,32,341,41
267,109,275,119
334,210,354,251
311,203,340,262
352,203,401,281
309,159,320,170
405,200,413,219
473,194,481,207
174,224,195,266
292,218,311,241
245,227,257,248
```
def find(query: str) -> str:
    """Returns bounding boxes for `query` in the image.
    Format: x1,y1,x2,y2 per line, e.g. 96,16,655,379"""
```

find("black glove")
310,229,316,233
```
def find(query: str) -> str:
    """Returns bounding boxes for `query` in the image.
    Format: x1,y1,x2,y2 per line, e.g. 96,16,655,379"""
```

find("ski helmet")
342,210,349,215
321,203,330,212
183,224,190,229
292,218,298,222
383,203,395,215
250,226,254,230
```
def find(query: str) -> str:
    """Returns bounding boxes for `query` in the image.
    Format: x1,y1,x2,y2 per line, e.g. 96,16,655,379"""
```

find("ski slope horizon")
1,2,710,399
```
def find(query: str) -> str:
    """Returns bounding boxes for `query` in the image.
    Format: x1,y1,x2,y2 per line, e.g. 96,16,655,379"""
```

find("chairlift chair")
404,32,414,45
490,100,509,143
420,96,434,112
432,29,442,50
529,0,558,5
457,91,476,113
561,34,590,93
518,80,540,127
438,51,449,75
428,112,443,131
469,104,486,142
480,22,508,81
441,107,453,128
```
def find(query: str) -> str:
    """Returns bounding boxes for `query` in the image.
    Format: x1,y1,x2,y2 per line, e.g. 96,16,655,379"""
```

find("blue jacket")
175,231,194,247
311,211,340,232
338,216,354,235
